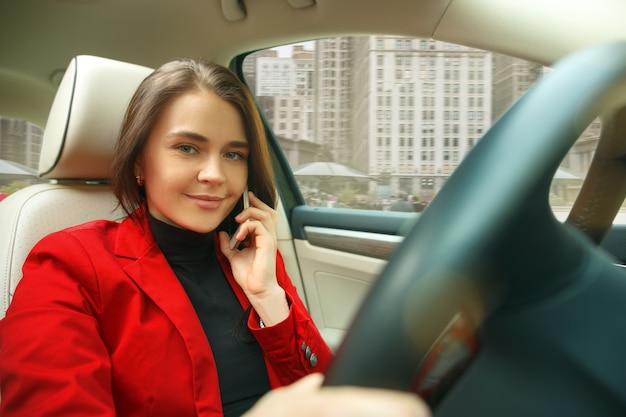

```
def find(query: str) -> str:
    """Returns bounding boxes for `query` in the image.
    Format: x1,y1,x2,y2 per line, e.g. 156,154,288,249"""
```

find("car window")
0,117,43,202
242,36,610,221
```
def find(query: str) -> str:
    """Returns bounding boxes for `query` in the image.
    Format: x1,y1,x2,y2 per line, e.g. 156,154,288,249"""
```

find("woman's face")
137,91,249,233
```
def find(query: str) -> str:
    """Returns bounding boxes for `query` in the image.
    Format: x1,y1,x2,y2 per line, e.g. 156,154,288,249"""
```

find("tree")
0,180,31,196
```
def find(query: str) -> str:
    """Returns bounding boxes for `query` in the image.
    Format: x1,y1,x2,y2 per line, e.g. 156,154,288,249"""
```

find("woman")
0,59,332,416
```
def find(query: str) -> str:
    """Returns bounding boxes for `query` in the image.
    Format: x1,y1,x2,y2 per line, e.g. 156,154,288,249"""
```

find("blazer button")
305,346,312,359
309,353,318,367
301,341,306,352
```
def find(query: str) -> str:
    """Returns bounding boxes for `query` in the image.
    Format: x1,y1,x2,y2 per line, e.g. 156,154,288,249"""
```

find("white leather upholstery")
0,55,153,318
40,56,153,180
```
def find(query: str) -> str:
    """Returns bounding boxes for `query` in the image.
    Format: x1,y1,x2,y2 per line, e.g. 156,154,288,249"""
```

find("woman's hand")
218,191,289,326
243,374,432,417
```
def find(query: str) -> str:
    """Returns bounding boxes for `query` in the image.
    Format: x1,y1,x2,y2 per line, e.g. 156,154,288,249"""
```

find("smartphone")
229,185,249,249
242,185,249,213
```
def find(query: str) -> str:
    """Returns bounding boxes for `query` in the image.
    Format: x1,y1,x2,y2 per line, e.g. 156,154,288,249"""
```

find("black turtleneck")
147,212,271,417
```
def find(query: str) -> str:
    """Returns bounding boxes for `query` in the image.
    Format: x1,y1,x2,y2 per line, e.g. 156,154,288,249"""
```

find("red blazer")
0,208,332,417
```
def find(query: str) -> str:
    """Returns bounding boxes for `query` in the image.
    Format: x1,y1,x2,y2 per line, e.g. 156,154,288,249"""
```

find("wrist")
248,286,289,327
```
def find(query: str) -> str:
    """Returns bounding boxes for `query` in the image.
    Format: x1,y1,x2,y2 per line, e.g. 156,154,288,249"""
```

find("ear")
134,157,143,177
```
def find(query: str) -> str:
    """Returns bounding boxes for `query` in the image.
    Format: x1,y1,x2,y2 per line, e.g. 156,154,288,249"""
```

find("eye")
177,144,197,154
225,151,246,161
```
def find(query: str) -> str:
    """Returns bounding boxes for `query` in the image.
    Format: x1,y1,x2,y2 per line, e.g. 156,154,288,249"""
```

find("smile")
186,194,224,210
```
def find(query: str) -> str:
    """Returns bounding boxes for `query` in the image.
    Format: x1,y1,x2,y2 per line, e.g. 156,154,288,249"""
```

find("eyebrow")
166,130,249,148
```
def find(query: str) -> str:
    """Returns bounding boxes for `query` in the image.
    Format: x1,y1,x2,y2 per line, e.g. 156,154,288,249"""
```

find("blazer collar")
113,205,223,413
112,204,250,325
114,205,156,261
113,205,211,351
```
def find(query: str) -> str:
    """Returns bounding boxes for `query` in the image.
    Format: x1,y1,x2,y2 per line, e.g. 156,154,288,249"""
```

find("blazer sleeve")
248,251,334,387
0,231,116,417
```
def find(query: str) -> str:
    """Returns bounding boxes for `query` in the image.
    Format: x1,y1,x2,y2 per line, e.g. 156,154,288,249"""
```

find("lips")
186,194,224,210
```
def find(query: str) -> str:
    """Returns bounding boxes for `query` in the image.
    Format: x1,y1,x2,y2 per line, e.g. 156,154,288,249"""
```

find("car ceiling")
1,0,626,128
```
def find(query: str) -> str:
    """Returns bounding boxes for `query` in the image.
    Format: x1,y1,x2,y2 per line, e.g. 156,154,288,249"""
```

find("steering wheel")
324,42,626,416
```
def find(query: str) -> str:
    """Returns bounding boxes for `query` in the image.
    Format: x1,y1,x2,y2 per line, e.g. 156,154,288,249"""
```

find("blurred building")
0,117,43,170
352,38,492,200
491,54,543,121
245,37,598,203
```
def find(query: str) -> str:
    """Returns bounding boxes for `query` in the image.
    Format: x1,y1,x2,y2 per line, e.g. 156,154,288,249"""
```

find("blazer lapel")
113,208,216,374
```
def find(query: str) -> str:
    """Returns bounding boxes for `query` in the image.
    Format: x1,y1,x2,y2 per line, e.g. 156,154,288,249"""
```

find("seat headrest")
39,55,153,180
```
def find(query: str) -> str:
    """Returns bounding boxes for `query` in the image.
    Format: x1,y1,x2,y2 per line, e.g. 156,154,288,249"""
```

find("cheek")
227,163,249,188
144,165,183,198
145,155,187,183
144,165,165,189
143,176,168,206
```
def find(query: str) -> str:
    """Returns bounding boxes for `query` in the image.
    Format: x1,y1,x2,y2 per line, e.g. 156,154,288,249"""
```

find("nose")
197,156,226,184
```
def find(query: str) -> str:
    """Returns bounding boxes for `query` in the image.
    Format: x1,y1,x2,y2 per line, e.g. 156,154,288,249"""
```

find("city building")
249,37,495,201
0,117,43,170
492,54,543,121
253,45,315,143
353,37,493,200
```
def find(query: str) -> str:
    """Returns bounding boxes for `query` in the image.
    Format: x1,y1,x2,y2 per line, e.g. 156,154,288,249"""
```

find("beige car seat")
0,55,153,318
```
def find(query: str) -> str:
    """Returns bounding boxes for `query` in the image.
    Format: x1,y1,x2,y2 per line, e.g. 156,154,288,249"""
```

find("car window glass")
0,117,43,202
242,37,611,221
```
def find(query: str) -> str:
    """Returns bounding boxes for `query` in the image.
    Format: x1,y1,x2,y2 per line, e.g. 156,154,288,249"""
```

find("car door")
266,125,416,351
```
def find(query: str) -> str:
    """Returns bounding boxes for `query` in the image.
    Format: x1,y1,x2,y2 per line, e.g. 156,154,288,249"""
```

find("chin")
181,216,225,234
184,223,221,234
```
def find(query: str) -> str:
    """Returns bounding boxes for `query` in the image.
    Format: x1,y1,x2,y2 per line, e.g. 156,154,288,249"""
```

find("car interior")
2,0,626,415
0,54,306,322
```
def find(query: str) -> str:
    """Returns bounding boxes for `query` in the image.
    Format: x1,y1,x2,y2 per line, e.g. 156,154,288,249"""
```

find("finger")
219,231,236,255
228,221,252,250
228,225,243,250
318,388,431,417
242,374,323,417
235,210,276,241
247,191,272,210
240,192,276,221
287,373,325,392
229,218,271,250
236,207,274,224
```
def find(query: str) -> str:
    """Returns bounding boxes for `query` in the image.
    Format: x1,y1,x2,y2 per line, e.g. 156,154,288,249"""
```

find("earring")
135,175,144,186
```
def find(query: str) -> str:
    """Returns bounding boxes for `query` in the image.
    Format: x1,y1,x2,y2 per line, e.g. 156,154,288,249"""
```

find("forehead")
153,91,247,141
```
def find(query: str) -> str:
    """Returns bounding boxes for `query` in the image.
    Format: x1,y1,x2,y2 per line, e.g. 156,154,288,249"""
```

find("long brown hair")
112,59,276,232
